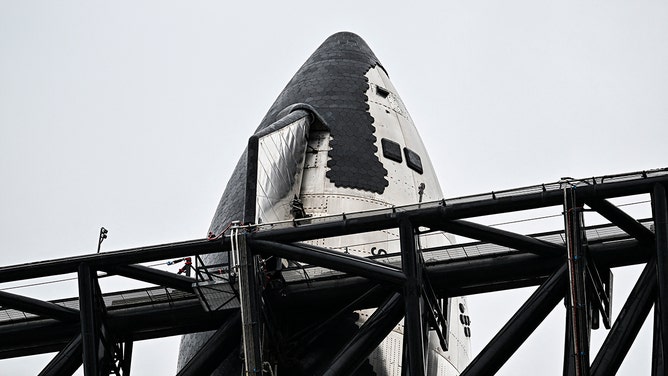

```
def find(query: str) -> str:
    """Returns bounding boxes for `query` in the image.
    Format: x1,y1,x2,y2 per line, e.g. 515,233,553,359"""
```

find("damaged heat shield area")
254,113,311,224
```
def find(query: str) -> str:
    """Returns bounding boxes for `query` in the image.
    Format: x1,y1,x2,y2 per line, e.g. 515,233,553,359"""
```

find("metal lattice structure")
0,168,667,375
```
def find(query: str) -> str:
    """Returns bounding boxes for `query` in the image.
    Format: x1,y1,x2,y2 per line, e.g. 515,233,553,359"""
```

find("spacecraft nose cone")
308,31,385,67
257,32,390,193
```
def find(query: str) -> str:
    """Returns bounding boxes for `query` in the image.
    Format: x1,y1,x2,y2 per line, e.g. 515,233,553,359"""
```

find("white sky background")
1,1,667,375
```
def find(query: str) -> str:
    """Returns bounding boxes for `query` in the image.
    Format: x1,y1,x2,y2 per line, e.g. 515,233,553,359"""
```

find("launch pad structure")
0,167,666,375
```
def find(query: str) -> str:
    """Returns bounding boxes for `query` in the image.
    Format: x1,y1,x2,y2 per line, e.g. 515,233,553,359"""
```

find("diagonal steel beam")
322,293,404,376
101,264,196,293
0,290,79,322
590,258,657,376
121,341,133,376
176,311,242,376
585,262,611,330
286,284,387,349
399,218,425,376
78,263,104,376
586,199,654,244
563,191,591,376
427,219,564,257
235,231,263,375
38,334,82,376
249,239,406,285
460,264,567,376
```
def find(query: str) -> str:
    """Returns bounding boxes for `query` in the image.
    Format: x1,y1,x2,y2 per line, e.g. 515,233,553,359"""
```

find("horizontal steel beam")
436,173,668,220
251,173,668,243
0,299,233,359
0,238,228,284
589,239,653,268
0,319,80,359
427,247,564,296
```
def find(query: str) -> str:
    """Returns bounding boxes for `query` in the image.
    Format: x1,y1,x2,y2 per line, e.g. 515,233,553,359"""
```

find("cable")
1,276,79,291
0,271,111,292
487,199,650,227
487,213,563,227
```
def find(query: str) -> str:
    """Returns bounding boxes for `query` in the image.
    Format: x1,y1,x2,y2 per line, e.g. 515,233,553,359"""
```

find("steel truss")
0,169,666,375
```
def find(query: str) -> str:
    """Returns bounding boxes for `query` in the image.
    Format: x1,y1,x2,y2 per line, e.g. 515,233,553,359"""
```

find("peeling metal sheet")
255,116,310,223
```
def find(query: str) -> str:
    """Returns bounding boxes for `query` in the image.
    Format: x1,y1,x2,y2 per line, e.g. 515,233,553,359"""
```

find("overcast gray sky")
1,1,667,375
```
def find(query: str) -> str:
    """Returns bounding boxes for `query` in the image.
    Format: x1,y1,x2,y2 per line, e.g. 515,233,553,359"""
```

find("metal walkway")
0,218,651,326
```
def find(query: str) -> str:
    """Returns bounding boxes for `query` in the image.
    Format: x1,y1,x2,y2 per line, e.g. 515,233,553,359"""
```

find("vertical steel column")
121,341,133,376
653,183,668,366
236,230,263,374
653,300,665,376
563,186,590,376
400,218,425,376
78,263,100,376
563,311,575,376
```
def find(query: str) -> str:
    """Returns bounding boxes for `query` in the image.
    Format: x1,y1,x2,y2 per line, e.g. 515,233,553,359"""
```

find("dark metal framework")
0,168,667,375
